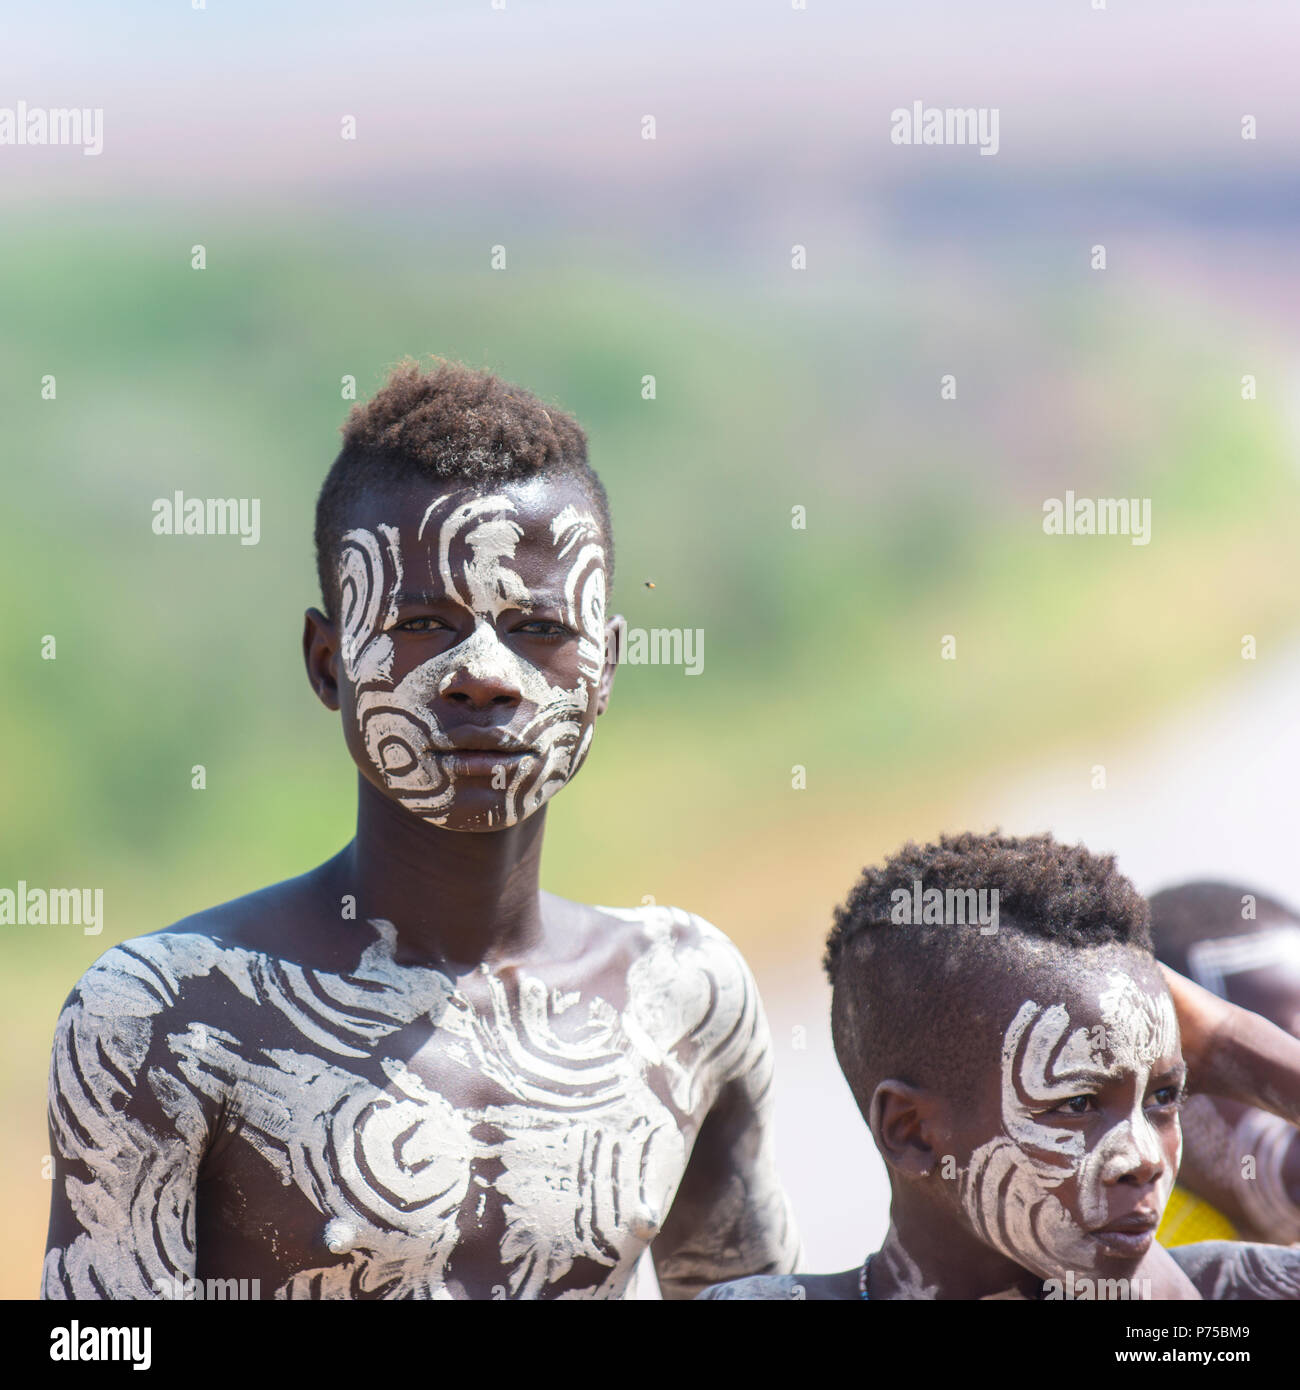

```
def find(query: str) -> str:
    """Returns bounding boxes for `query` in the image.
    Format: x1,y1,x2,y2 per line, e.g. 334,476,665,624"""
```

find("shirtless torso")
43,860,799,1300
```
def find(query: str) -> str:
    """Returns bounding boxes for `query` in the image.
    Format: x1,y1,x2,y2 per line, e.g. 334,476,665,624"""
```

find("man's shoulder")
588,903,769,1090
61,871,326,1022
64,930,225,1018
592,902,761,1022
697,1271,856,1301
591,901,752,978
1168,1239,1300,1300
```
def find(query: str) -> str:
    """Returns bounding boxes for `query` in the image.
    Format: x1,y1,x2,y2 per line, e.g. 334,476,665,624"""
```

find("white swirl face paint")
335,491,607,829
959,972,1180,1280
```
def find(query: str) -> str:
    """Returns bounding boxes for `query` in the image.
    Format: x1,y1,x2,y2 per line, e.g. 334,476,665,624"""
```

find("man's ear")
596,614,625,717
303,608,341,711
869,1078,944,1180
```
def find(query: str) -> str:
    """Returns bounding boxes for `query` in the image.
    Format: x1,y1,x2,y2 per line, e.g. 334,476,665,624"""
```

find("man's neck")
335,776,550,971
872,1208,1041,1301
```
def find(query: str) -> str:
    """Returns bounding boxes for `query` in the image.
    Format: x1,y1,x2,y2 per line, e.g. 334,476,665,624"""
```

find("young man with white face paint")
700,833,1300,1301
42,359,800,1300
1149,881,1300,1247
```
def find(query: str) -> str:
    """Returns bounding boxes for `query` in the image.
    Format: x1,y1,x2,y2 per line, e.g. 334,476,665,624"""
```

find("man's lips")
440,731,533,753
1090,1209,1160,1257
1097,1210,1160,1235
433,745,537,778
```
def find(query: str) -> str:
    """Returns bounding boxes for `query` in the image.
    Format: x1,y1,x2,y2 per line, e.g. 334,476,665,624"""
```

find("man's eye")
514,621,571,638
1147,1085,1183,1108
1050,1095,1095,1116
393,617,448,633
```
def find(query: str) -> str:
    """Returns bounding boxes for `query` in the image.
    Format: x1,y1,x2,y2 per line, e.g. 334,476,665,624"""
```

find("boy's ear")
303,607,341,711
869,1079,944,1180
596,614,625,717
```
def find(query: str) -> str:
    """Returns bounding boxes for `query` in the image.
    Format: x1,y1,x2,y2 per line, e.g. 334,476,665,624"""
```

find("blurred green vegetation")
3,212,1299,1294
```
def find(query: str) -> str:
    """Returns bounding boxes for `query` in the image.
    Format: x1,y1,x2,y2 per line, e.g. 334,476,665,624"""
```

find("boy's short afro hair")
314,357,613,616
825,830,1151,983
825,831,1155,1118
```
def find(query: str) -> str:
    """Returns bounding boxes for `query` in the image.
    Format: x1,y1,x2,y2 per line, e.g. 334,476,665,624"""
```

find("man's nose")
436,647,523,710
1109,1116,1166,1187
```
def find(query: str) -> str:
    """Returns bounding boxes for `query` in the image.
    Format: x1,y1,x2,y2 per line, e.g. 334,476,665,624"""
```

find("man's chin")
1034,1242,1150,1289
421,793,538,833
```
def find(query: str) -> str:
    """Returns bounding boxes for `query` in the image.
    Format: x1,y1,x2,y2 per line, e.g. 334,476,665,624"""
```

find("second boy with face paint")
42,360,800,1300
701,833,1300,1300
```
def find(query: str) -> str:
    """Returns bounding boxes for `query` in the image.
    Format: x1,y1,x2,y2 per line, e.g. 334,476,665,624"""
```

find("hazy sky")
3,1,1297,203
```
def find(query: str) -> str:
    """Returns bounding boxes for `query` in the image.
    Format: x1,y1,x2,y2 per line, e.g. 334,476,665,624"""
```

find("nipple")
629,1206,659,1241
324,1218,358,1255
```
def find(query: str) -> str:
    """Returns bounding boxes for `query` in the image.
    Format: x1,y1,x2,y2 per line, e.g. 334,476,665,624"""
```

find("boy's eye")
392,616,450,633
1148,1084,1183,1108
1050,1095,1095,1116
513,621,571,638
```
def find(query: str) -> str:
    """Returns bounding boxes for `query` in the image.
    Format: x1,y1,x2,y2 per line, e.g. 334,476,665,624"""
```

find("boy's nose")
1117,1149,1164,1188
1109,1117,1165,1187
437,664,521,709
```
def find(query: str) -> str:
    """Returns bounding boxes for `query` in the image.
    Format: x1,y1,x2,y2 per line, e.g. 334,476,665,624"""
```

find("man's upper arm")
650,919,801,1300
1163,964,1300,1126
43,943,215,1299
1169,1240,1300,1300
1178,1096,1300,1244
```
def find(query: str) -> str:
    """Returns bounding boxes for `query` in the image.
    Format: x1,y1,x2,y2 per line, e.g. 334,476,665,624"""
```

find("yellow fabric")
1157,1184,1238,1247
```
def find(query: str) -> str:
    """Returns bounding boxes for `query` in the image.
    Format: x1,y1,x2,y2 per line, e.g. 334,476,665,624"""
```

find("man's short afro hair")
824,831,1156,1118
314,357,613,616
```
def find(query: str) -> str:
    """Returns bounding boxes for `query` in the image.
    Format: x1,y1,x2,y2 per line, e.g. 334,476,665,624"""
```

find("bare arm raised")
1162,962,1300,1125
1160,963,1300,1240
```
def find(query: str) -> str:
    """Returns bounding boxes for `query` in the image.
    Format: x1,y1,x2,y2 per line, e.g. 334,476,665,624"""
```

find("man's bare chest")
180,922,704,1297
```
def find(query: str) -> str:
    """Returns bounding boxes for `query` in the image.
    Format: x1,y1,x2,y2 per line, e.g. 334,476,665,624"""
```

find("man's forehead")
1005,974,1177,1079
990,947,1170,1038
340,475,598,545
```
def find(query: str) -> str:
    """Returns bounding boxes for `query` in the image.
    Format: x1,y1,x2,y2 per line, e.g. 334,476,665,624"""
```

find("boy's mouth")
434,748,536,778
1090,1208,1160,1258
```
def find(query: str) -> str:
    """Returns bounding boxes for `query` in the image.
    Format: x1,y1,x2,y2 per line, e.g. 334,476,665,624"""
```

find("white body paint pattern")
959,973,1180,1280
337,494,606,829
43,907,798,1300
1231,1110,1300,1244
875,1229,939,1299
